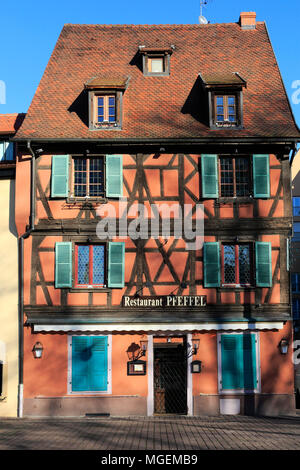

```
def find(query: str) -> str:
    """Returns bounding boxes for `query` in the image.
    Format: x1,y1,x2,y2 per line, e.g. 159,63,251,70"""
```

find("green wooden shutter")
106,155,123,198
221,334,257,391
255,241,272,287
108,242,125,288
51,155,69,198
221,335,243,390
201,154,218,198
55,242,72,288
72,336,108,392
253,154,270,198
203,242,220,287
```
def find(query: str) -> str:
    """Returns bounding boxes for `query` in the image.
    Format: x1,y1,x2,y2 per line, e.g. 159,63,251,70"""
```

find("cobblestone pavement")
0,415,300,451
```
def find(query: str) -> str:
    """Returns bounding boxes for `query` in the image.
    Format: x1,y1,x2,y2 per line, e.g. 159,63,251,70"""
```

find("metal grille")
223,244,236,283
154,345,187,414
92,245,105,285
239,244,251,284
77,245,89,285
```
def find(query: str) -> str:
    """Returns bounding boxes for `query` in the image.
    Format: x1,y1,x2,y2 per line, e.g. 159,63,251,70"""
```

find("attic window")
139,46,174,76
84,77,129,130
199,72,246,129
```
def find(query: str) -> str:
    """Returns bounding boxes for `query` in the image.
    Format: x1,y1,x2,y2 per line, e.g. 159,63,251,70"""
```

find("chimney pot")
240,11,256,30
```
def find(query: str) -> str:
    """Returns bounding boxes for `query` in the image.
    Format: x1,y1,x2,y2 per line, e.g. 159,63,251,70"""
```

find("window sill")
69,287,111,293
67,196,107,205
89,124,122,131
210,124,243,130
215,197,253,205
219,285,255,291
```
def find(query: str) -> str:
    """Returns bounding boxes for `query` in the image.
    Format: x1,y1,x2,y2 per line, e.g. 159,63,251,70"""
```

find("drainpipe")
17,141,37,418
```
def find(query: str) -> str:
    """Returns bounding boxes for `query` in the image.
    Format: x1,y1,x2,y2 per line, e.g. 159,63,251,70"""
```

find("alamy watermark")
292,80,300,105
96,198,204,251
0,80,6,104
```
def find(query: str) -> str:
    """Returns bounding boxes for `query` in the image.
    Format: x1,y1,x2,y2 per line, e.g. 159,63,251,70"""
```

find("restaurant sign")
122,295,206,308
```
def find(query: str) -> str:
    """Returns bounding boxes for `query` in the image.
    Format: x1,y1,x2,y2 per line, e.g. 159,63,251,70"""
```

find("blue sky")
1,0,300,128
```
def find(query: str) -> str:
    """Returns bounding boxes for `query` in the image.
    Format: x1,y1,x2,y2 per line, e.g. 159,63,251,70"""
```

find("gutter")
17,141,37,418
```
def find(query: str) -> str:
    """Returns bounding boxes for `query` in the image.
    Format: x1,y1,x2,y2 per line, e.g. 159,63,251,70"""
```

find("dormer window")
85,77,129,130
199,72,246,129
139,46,174,76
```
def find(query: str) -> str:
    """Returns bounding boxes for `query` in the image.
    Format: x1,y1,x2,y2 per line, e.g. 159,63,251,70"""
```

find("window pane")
239,244,251,284
77,245,90,285
89,157,104,197
220,157,234,197
228,96,235,106
74,158,87,197
224,245,236,283
293,197,300,216
216,96,224,105
93,245,105,285
236,157,250,196
150,58,163,73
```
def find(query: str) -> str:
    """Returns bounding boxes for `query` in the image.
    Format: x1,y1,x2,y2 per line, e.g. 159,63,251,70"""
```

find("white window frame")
217,331,261,395
67,334,112,395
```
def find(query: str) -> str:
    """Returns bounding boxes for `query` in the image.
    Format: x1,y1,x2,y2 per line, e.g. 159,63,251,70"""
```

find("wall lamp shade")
126,339,148,361
279,338,289,355
32,341,43,359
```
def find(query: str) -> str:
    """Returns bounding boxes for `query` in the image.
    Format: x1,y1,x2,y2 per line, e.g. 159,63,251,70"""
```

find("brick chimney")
239,12,256,30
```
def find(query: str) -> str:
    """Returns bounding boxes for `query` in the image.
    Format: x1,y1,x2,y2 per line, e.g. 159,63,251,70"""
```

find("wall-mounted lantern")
126,339,148,362
32,341,43,359
279,338,289,355
191,360,202,374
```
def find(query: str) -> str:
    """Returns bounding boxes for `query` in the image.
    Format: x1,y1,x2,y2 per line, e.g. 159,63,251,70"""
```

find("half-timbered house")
14,12,300,417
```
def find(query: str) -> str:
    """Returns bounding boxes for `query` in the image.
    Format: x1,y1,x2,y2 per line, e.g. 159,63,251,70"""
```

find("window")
201,154,270,199
0,141,14,161
75,244,106,288
222,243,253,286
209,91,242,128
139,47,173,76
292,299,300,320
51,154,123,200
292,273,300,293
293,197,300,216
96,95,116,125
55,241,125,289
73,157,105,198
215,95,236,124
148,57,164,73
69,335,111,394
203,241,272,288
88,90,123,130
218,333,259,393
220,156,250,197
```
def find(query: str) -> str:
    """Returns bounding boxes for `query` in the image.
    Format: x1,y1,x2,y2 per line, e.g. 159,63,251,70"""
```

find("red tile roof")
0,113,26,134
15,21,300,141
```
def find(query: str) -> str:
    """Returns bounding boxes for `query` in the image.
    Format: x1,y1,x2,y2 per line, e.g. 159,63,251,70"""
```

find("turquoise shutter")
55,242,72,288
221,334,257,391
255,241,272,287
108,242,125,288
106,155,123,198
0,141,14,161
201,154,218,198
72,336,108,392
72,337,90,391
253,155,270,198
203,242,220,287
221,335,243,390
51,155,69,198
